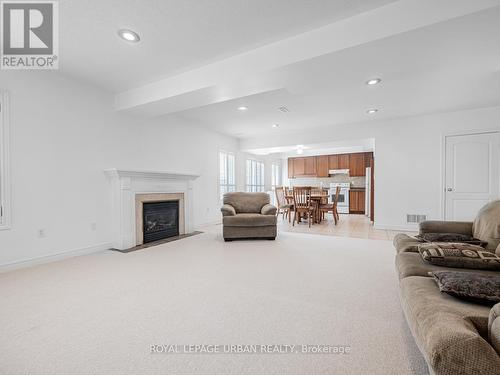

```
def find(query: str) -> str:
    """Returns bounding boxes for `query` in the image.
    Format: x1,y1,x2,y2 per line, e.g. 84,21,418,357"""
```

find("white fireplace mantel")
104,169,199,250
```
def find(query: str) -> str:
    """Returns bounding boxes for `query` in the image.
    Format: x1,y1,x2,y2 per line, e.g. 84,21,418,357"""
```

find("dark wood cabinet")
338,154,349,169
316,155,329,177
349,153,365,177
304,157,316,175
328,155,339,170
288,156,316,177
288,152,373,178
293,157,306,176
364,152,373,168
349,190,365,214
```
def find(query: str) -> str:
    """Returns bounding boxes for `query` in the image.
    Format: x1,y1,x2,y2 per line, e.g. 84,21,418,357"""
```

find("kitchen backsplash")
289,175,366,188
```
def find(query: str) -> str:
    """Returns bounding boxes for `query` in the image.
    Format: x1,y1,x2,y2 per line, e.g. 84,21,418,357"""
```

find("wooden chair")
274,186,293,222
292,186,316,227
319,186,340,225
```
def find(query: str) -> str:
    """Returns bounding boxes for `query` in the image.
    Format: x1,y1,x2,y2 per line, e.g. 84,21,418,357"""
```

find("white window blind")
219,151,236,200
246,159,265,192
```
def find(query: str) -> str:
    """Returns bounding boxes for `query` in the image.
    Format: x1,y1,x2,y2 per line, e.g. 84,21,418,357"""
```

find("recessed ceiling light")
237,106,248,111
118,29,140,43
366,108,379,114
297,145,304,155
272,124,279,128
366,78,381,86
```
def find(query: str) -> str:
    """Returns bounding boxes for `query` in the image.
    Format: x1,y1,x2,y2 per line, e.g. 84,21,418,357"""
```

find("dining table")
284,193,329,224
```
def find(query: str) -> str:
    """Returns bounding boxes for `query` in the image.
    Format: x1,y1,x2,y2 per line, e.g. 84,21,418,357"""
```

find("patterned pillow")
430,271,500,305
415,232,486,247
419,242,500,270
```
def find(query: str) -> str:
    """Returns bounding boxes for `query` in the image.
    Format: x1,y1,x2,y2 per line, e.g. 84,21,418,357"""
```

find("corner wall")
0,71,238,268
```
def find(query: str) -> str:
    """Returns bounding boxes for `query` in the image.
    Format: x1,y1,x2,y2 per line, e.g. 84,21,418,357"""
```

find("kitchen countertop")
350,187,366,191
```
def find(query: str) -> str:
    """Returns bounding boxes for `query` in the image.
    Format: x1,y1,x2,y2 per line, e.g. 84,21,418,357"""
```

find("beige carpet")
0,230,428,375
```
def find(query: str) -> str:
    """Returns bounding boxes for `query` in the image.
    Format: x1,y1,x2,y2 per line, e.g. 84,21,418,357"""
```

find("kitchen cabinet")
288,156,316,177
304,157,317,175
349,190,365,214
349,153,366,177
288,152,373,178
338,154,349,169
364,152,373,168
316,155,329,177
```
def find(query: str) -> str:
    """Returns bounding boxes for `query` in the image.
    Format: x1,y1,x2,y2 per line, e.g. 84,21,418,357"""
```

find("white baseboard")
373,223,418,232
0,242,112,273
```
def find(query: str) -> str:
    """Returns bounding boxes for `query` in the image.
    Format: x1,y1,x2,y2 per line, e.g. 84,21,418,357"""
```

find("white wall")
0,71,238,268
241,106,500,230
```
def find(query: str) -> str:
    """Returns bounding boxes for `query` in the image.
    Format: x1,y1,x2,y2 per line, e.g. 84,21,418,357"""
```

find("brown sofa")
221,192,277,241
394,200,500,375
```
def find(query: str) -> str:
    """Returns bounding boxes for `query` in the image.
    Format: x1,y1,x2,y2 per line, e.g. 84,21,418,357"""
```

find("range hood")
328,169,350,175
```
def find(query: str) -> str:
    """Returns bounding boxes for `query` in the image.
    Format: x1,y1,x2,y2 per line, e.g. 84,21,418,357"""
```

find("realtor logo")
1,1,58,69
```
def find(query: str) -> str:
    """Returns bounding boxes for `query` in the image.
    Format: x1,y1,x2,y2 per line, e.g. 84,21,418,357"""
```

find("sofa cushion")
418,242,500,271
223,192,270,213
431,271,500,305
399,276,499,375
223,213,277,227
489,303,500,355
393,233,422,253
415,232,486,246
395,252,500,280
473,199,500,252
419,220,473,236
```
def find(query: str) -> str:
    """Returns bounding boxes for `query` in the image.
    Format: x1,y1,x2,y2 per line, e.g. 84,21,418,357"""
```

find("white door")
445,132,500,221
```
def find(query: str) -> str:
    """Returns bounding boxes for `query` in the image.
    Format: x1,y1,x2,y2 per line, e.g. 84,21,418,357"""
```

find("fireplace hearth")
143,201,179,243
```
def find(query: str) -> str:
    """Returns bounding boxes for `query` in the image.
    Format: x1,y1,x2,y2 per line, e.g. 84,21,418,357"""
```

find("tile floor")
277,213,417,241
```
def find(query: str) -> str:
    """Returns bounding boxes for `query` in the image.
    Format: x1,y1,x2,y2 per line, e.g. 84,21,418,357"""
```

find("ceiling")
175,6,500,137
60,0,396,92
56,0,500,141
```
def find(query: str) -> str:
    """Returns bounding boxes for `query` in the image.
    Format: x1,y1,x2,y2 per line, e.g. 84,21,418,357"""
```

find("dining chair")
292,186,316,227
274,186,293,222
319,186,340,225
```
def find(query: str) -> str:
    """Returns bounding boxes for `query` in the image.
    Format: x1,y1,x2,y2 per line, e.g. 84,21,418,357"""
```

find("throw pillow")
415,232,486,246
419,242,500,270
430,271,500,305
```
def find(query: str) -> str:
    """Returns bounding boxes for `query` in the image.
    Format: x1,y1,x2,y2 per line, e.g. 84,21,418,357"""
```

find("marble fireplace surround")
104,169,199,250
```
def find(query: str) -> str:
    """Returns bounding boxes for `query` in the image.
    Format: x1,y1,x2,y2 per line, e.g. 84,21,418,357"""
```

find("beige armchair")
221,192,277,241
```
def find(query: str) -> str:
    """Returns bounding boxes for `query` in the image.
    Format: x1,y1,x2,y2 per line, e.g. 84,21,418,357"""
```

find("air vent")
278,106,290,113
406,214,427,224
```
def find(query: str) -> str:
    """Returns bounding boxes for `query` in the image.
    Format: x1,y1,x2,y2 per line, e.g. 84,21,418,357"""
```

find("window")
246,159,265,192
271,162,281,189
0,91,11,230
219,151,235,200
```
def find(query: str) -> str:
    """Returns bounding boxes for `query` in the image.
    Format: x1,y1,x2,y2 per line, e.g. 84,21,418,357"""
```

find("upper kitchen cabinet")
338,154,350,169
349,153,366,176
316,155,329,177
288,157,316,177
329,154,349,169
328,155,339,170
364,152,374,167
304,157,317,175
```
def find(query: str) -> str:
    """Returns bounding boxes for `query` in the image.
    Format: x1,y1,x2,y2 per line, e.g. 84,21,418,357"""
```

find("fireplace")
142,201,179,243
104,169,198,250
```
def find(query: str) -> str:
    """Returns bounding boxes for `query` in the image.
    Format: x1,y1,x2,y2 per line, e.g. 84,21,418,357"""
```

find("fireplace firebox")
142,201,179,243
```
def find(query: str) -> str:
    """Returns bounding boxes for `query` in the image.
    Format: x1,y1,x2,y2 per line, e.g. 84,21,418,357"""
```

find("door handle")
446,188,453,192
